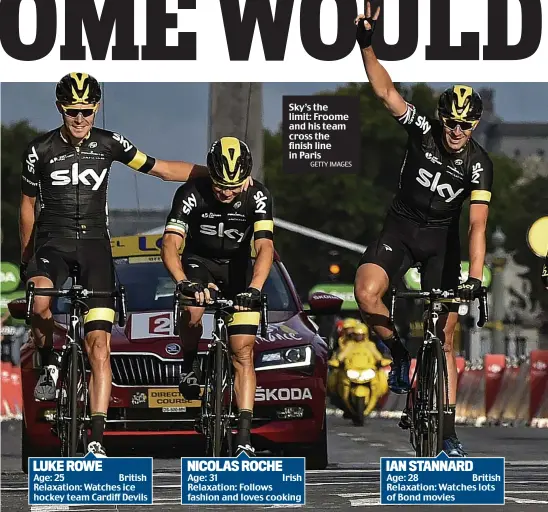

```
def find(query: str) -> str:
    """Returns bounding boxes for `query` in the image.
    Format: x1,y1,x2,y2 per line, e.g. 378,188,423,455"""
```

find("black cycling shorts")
359,213,461,312
182,253,259,337
26,237,116,334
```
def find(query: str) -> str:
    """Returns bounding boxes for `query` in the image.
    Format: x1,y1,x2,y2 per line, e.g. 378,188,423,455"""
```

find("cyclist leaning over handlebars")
352,2,494,457
161,137,275,457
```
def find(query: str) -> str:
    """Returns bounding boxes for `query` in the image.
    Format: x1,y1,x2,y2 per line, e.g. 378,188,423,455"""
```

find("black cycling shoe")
178,358,202,400
388,349,411,394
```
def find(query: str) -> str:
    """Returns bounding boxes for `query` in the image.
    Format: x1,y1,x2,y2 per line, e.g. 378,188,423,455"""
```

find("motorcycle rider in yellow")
337,317,360,351
333,324,391,413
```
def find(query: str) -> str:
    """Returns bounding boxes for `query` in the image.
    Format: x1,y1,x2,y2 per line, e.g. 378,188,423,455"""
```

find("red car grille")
111,353,184,386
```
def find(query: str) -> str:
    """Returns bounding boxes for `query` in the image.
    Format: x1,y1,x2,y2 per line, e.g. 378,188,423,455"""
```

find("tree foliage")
264,83,547,310
1,121,44,263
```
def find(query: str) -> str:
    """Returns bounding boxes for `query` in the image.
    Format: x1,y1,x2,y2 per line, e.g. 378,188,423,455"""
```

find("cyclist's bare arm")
249,238,274,291
161,233,187,283
357,3,407,117
19,193,36,263
149,160,209,182
468,204,489,280
149,160,253,190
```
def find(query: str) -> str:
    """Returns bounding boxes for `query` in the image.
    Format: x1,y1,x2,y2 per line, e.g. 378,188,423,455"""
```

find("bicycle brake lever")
173,291,180,336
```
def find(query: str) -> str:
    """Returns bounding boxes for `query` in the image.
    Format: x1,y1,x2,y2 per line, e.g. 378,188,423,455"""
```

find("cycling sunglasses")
212,181,244,191
61,104,98,118
442,117,478,131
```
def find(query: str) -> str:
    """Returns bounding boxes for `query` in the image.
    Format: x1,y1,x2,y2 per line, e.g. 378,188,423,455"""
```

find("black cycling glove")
356,16,377,49
234,287,261,309
542,255,548,290
177,280,205,297
458,277,482,302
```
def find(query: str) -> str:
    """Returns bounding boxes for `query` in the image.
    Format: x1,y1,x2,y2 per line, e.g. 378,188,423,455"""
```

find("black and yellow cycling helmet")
438,85,483,130
56,72,102,105
207,137,253,188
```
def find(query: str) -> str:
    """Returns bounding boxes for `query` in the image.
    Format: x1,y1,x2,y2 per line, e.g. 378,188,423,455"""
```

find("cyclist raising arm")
353,3,493,457
19,73,250,458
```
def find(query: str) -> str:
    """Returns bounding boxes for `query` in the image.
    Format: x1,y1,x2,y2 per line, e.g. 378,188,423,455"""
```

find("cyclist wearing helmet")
19,73,242,458
352,3,493,457
161,136,275,457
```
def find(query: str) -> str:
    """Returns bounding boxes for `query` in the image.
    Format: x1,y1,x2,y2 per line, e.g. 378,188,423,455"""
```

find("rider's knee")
183,308,204,329
86,332,110,364
32,295,52,317
232,343,254,368
354,284,382,312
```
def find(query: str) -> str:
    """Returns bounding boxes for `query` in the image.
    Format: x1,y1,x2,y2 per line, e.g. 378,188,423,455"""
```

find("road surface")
2,413,548,511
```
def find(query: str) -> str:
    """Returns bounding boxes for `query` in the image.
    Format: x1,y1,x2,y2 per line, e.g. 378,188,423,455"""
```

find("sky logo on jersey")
50,163,108,190
415,115,431,135
254,191,267,214
471,162,484,184
416,168,464,203
182,194,197,215
112,133,134,152
26,146,39,175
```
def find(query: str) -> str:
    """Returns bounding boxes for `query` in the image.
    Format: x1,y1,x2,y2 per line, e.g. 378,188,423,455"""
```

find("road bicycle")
389,287,488,457
173,290,267,457
25,268,127,457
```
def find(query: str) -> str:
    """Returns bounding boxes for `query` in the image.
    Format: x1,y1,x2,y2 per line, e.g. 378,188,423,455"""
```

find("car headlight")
256,345,313,371
346,368,376,382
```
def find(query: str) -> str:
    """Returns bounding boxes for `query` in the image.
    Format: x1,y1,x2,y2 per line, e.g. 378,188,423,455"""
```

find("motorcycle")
328,342,390,426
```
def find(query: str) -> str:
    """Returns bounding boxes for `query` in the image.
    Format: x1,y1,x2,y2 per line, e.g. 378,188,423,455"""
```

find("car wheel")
284,414,329,470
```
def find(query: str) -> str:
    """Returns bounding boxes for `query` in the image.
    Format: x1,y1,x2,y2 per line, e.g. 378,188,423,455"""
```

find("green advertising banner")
404,261,492,291
309,283,358,310
1,262,21,293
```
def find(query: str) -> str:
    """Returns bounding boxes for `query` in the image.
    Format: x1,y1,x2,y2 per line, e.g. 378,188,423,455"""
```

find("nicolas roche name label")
282,95,360,175
28,453,153,505
181,453,305,505
380,453,505,505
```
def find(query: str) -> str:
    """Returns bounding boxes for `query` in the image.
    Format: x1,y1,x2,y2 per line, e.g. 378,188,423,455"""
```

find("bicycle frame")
174,291,268,457
26,277,126,458
390,286,488,457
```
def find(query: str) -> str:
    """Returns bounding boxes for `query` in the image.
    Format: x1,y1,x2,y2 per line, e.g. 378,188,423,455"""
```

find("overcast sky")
2,82,547,209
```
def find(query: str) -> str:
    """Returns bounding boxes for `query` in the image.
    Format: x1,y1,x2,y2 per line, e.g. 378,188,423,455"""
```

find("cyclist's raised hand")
234,287,261,311
355,1,380,49
242,176,254,191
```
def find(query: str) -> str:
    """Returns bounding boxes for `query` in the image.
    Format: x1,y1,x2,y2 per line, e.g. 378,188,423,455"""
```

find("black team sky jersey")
390,103,494,226
21,127,156,238
164,177,274,260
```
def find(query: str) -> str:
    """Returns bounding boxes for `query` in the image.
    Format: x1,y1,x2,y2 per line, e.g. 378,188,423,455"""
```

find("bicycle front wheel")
427,340,445,456
213,339,224,457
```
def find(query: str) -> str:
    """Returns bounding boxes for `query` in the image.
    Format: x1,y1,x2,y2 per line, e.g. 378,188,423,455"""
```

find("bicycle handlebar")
389,286,489,328
173,290,269,339
25,281,128,328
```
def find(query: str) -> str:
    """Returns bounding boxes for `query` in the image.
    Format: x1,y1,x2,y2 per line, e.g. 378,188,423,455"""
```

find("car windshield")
110,260,298,313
